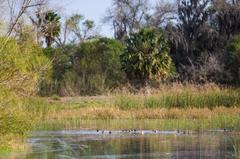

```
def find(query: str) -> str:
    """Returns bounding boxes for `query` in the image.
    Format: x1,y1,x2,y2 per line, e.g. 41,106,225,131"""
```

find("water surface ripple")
19,130,240,159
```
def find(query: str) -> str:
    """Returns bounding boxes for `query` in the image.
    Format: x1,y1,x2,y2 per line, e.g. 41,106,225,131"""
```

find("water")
11,130,240,159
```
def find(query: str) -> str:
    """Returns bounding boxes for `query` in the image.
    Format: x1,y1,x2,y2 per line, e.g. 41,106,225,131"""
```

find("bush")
73,38,125,94
0,36,51,95
121,28,174,85
51,94,61,101
0,87,34,150
0,87,32,136
0,33,51,150
40,38,125,96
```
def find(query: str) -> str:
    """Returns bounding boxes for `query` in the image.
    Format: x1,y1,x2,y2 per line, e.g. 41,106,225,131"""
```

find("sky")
51,0,158,37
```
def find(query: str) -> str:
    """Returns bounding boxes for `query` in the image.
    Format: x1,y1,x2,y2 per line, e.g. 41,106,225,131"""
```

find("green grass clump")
51,94,61,101
115,95,142,109
114,88,240,109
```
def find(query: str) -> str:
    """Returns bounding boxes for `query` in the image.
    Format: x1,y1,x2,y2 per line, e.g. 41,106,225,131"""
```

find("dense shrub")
39,47,71,95
121,28,174,85
40,38,125,96
43,47,71,81
0,36,51,95
0,35,50,149
0,87,32,137
72,38,125,94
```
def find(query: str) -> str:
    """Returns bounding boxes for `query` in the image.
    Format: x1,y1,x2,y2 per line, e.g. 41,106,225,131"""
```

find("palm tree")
41,11,61,47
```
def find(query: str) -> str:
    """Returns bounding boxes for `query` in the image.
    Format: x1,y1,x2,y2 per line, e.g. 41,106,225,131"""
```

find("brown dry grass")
47,107,240,120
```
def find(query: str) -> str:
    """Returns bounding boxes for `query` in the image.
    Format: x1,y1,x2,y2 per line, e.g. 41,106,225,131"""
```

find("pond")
6,130,240,159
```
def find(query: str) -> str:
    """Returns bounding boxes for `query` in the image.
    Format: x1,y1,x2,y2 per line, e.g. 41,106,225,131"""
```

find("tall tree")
150,0,177,28
40,11,61,47
105,0,150,42
177,0,210,59
212,0,240,39
166,0,222,82
62,14,95,44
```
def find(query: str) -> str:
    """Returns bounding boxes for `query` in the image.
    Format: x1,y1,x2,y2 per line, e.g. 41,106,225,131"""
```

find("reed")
42,84,240,110
114,88,240,109
27,84,240,131
37,115,240,132
2,84,239,151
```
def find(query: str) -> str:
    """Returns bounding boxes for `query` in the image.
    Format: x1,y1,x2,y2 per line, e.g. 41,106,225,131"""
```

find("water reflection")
21,130,240,159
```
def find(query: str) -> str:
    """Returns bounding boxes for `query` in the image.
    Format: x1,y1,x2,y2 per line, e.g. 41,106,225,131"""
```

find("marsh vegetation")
0,0,240,157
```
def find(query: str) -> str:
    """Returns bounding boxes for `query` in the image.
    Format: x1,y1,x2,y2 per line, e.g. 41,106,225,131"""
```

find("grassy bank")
44,84,240,109
26,84,240,131
38,106,240,131
45,106,240,120
1,84,240,151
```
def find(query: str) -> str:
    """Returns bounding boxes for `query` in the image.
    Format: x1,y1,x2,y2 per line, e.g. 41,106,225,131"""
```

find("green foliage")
41,11,61,47
0,36,50,95
84,20,94,29
51,94,61,101
65,14,95,42
40,38,125,96
121,28,173,84
0,87,34,150
39,47,71,96
0,87,32,136
0,33,51,149
70,37,125,95
66,14,84,29
227,35,240,83
75,38,124,85
43,47,71,80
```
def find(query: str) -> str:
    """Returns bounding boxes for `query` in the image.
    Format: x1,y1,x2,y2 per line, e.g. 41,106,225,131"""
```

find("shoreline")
2,85,240,152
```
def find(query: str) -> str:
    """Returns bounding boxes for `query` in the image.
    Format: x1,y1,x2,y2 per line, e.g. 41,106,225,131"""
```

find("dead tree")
105,0,150,42
6,0,47,37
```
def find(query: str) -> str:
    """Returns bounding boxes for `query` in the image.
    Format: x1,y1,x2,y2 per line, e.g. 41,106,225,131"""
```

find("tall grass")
40,85,240,110
37,115,240,132
30,85,240,131
114,86,240,109
2,84,240,151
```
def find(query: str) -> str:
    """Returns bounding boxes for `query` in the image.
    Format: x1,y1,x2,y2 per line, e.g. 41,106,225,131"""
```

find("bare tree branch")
6,0,47,37
104,0,150,41
150,0,177,27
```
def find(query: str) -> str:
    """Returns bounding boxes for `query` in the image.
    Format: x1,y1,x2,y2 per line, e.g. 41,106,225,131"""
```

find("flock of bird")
95,129,195,135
